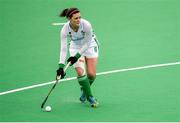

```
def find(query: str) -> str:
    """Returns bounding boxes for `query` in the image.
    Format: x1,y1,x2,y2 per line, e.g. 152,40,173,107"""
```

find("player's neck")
70,23,79,32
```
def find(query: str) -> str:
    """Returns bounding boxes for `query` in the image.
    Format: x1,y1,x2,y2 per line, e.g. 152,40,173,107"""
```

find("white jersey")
59,18,98,64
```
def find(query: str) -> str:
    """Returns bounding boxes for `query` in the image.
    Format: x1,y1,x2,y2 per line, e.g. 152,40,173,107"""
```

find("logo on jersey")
68,30,85,41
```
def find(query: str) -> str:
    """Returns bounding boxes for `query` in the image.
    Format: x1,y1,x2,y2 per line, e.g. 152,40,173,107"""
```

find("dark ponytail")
59,8,69,17
59,8,80,18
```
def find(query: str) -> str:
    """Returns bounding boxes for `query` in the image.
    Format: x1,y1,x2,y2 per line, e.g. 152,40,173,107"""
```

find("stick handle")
64,62,71,72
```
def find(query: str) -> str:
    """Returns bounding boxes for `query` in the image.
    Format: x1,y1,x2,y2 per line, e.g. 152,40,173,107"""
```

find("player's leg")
85,57,98,85
75,61,94,103
70,46,99,107
73,57,87,103
85,46,98,86
74,57,98,107
85,57,98,107
76,56,97,86
83,46,99,107
69,48,90,103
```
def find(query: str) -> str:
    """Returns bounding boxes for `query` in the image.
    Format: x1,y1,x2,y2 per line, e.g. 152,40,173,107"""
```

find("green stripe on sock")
77,75,87,82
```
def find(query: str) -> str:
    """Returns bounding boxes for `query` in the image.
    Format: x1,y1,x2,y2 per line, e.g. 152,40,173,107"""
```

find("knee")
76,67,85,76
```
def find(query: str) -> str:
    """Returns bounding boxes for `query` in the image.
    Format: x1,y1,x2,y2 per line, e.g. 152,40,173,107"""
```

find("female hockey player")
56,8,99,107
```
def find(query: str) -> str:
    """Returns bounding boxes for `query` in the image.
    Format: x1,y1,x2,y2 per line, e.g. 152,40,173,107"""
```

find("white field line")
0,61,180,96
97,61,180,76
51,22,66,26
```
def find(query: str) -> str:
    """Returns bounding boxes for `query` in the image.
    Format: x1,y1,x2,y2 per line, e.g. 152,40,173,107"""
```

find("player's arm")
57,26,68,78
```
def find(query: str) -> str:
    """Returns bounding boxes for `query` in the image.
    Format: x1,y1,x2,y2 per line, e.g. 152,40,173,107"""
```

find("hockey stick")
41,62,71,109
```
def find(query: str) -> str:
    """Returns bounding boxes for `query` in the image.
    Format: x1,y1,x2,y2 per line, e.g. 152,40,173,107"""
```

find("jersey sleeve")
59,25,68,64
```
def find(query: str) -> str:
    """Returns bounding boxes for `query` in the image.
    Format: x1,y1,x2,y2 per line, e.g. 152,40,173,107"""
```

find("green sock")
88,76,96,85
78,75,93,98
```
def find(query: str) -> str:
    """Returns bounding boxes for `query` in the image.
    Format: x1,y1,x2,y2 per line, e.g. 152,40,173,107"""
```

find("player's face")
70,13,81,27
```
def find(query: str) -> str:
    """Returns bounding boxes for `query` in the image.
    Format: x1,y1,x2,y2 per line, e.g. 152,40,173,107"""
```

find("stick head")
41,95,49,109
41,101,45,109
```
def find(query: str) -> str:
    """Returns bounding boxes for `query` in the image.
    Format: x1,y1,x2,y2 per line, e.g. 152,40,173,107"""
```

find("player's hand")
56,64,66,79
67,53,81,66
67,56,78,66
